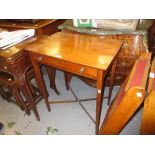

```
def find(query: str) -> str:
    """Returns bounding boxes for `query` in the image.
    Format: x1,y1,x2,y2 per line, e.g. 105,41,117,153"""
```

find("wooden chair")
99,53,151,135
141,57,155,134
0,67,43,120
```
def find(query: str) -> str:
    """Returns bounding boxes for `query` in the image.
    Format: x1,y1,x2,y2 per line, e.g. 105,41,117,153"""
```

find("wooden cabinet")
105,34,148,85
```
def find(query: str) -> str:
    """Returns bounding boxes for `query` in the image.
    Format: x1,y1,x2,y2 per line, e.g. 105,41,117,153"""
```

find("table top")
25,32,123,70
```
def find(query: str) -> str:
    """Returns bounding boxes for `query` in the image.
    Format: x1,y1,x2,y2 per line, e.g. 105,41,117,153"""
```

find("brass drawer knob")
37,57,43,62
79,67,85,73
4,66,7,70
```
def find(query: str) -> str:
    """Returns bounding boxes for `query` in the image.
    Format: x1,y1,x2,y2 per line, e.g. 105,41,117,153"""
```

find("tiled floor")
0,70,143,135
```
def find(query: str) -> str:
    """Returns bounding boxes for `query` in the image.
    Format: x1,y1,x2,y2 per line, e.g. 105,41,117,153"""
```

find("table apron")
34,54,98,80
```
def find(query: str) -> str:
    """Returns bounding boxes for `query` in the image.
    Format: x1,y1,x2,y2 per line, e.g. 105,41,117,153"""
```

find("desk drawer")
37,55,98,80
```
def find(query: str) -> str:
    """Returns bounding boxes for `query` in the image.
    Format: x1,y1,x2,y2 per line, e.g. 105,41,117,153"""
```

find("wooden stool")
25,67,44,117
0,67,43,120
0,72,28,112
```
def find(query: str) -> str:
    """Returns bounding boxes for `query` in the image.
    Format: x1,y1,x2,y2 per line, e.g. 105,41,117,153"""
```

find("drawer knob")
79,67,85,73
37,57,43,62
4,66,7,70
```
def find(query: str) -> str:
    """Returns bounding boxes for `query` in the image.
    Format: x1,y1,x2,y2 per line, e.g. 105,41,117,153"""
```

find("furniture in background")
0,122,3,130
0,67,43,115
141,57,155,134
25,32,123,134
57,19,154,88
148,20,155,56
0,38,51,121
0,72,26,112
99,53,151,135
0,19,66,95
0,20,65,120
0,19,65,36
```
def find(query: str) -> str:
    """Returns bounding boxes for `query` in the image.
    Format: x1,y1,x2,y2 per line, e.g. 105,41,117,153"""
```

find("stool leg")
0,85,8,100
12,90,24,111
0,85,13,102
19,80,40,121
27,79,37,97
13,88,30,115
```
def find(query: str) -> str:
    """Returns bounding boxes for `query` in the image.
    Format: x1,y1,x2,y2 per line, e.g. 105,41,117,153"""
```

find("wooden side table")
25,32,123,134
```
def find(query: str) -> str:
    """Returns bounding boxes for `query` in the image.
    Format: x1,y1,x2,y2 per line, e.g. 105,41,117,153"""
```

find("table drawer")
37,55,98,80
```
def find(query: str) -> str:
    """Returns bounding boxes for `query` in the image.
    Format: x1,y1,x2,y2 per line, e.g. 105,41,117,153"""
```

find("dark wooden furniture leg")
96,70,104,134
0,122,3,130
107,58,118,105
19,80,40,120
30,55,51,112
12,88,24,111
64,72,73,91
13,87,30,114
46,66,60,95
27,79,37,97
0,85,9,100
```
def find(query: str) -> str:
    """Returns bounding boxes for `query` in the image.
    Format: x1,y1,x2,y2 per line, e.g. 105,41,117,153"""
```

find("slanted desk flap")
125,53,151,91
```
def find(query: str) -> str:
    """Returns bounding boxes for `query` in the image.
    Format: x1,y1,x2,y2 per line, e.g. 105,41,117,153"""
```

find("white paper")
0,29,35,49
